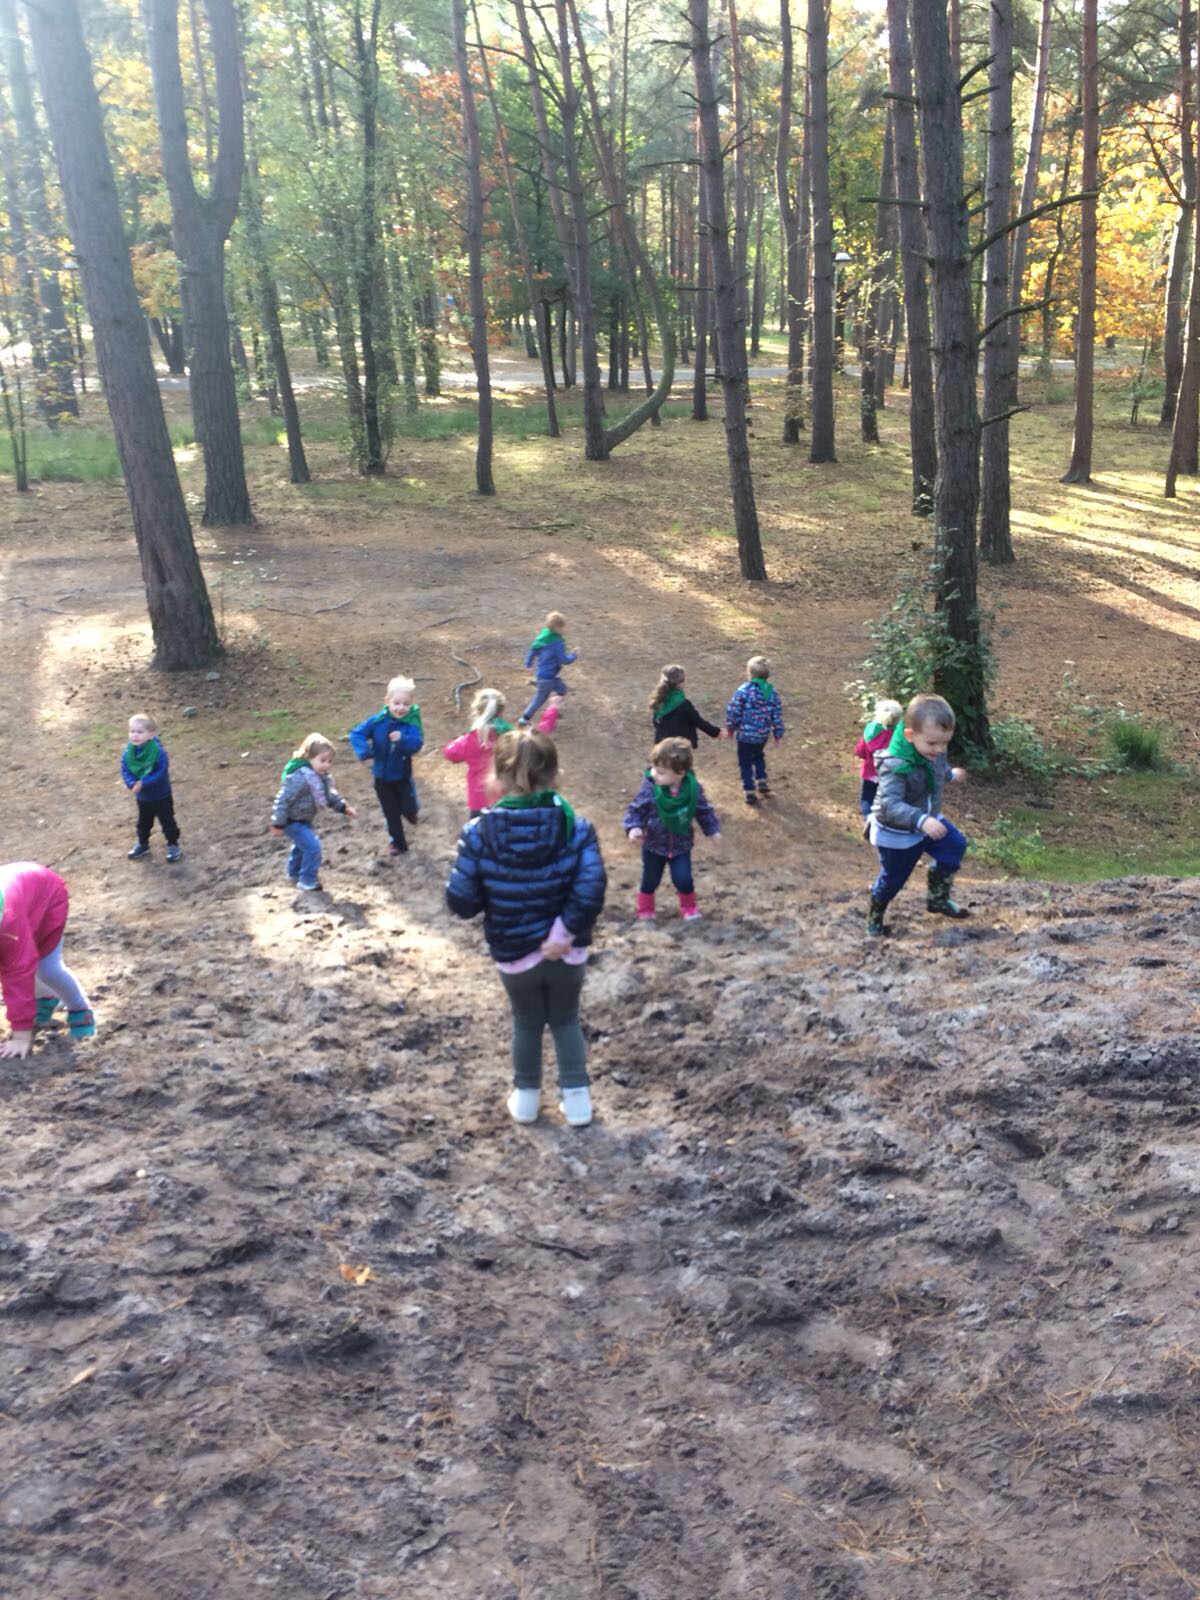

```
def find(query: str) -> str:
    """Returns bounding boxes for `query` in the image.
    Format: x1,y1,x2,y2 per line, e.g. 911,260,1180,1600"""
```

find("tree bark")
910,0,989,748
861,112,894,445
145,0,251,525
452,0,494,494
27,0,219,667
351,0,388,474
980,0,1016,563
1167,13,1200,494
807,0,835,463
728,0,750,337
750,189,766,357
1063,0,1099,485
1162,0,1195,428
1009,0,1051,395
689,0,766,580
693,114,710,421
776,0,805,441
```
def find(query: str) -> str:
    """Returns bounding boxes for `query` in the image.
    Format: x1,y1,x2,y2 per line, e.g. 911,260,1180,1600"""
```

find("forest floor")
2,361,1200,1599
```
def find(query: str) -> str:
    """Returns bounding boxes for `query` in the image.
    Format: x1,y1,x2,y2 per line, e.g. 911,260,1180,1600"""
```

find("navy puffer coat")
446,803,606,962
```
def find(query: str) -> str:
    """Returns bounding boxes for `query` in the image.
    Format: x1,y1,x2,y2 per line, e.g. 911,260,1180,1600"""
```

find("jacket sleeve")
854,735,871,761
622,778,654,833
725,686,743,731
394,722,423,755
445,830,485,919
689,702,722,739
694,784,721,836
770,694,785,739
0,913,39,1033
347,714,375,761
560,821,606,938
271,774,296,827
523,644,537,670
874,762,927,831
326,778,348,814
120,751,136,789
442,731,474,764
563,648,577,664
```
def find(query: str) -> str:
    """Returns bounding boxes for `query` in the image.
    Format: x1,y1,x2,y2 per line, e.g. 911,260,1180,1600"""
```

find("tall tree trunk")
875,184,899,406
0,83,46,406
28,0,219,667
861,112,894,445
910,0,989,748
452,0,494,494
728,0,750,337
1162,0,1195,428
980,0,1016,563
693,119,710,422
1039,128,1075,377
807,0,835,463
887,0,936,510
750,189,766,356
145,0,251,526
351,0,388,474
1010,0,1051,394
1167,14,1200,494
1063,0,1099,485
689,0,766,580
776,0,805,441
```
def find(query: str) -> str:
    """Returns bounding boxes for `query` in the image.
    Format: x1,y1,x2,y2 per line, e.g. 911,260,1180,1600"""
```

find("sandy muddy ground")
2,448,1200,1599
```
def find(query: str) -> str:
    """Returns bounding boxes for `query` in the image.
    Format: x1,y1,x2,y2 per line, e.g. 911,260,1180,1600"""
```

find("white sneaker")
559,1086,593,1127
507,1087,541,1124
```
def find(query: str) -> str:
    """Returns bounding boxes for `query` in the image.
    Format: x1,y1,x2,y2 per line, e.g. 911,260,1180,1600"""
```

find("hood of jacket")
475,802,569,867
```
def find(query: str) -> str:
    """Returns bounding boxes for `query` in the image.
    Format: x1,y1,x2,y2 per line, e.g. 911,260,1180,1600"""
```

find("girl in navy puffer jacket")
446,730,606,1127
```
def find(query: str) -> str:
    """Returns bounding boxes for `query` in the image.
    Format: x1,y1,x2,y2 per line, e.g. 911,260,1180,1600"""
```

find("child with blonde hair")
624,737,720,921
649,665,722,748
725,655,785,804
0,862,94,1057
121,712,182,862
349,674,424,856
443,686,562,817
518,610,577,725
854,697,904,834
271,733,357,892
446,729,606,1127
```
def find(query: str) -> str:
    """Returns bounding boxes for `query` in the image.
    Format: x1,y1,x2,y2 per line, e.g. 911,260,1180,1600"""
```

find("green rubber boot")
926,868,970,919
35,996,62,1026
866,894,888,938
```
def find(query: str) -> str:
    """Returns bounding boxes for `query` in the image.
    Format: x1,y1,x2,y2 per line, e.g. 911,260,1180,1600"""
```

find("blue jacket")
446,803,606,963
726,680,785,745
348,709,424,782
524,636,577,682
121,743,172,803
623,775,720,857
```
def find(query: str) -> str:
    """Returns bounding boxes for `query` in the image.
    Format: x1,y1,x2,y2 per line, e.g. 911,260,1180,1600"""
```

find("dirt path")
2,457,1200,1598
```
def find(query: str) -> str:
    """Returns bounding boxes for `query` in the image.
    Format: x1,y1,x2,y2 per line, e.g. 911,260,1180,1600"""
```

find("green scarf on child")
124,738,162,779
649,767,698,835
488,717,513,737
495,788,576,838
656,688,687,718
750,675,775,700
864,720,885,741
282,756,311,779
884,721,935,798
383,703,423,734
530,627,562,650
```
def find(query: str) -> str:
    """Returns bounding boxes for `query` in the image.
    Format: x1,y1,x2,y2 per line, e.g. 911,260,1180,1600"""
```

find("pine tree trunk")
352,0,388,474
750,192,766,357
980,0,1016,563
728,0,750,338
910,0,989,749
693,116,710,422
807,0,836,463
689,0,766,581
1167,12,1200,493
861,113,894,445
28,0,219,668
1162,0,1195,428
1063,0,1099,485
452,0,494,494
243,155,309,483
1010,0,1051,395
776,0,805,442
887,0,936,512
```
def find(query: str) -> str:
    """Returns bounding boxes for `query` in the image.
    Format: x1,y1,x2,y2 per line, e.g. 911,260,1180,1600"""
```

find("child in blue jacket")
518,610,577,725
726,655,785,805
623,737,721,922
349,675,424,855
122,713,182,862
446,729,606,1128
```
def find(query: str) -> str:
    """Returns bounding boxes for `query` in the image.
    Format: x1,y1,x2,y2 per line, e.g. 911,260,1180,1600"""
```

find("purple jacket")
623,775,720,856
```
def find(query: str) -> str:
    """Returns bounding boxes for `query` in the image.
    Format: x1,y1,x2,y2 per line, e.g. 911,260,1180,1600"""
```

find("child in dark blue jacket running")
349,675,424,855
624,737,721,922
725,655,785,804
518,610,577,725
122,714,182,862
446,729,606,1128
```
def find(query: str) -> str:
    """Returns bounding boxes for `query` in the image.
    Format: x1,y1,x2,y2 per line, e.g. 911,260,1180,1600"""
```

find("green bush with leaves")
1103,711,1168,772
975,814,1045,874
981,716,1059,790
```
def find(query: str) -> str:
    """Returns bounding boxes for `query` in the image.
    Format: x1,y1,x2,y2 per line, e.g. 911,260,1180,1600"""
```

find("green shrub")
975,814,1044,874
1103,711,1168,771
981,716,1058,790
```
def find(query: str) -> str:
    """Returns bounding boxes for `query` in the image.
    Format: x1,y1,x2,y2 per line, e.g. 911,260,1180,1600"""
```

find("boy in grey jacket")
270,733,357,892
866,694,968,937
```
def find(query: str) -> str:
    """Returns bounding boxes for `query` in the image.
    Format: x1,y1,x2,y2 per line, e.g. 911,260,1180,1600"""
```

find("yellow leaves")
338,1263,374,1286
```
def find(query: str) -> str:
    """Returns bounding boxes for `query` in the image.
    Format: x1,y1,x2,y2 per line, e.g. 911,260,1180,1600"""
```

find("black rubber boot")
926,868,970,918
866,894,888,938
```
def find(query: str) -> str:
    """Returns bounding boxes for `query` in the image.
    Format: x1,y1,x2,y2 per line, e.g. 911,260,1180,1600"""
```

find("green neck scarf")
384,704,422,733
495,788,576,838
488,717,513,737
884,721,936,792
657,688,686,718
282,756,311,779
124,738,161,779
864,720,885,741
649,767,698,835
750,675,775,700
531,627,562,650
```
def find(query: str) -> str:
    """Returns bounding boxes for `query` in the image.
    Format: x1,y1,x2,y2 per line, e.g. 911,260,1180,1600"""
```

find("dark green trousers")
498,960,589,1090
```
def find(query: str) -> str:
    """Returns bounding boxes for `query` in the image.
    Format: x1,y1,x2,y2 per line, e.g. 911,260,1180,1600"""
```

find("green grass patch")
1102,711,1169,771
233,708,302,751
982,773,1199,881
67,719,125,759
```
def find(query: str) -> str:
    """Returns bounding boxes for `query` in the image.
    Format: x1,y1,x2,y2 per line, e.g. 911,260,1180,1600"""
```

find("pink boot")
678,892,702,921
636,891,656,921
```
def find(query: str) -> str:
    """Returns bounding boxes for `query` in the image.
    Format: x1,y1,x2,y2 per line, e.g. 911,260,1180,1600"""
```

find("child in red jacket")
854,698,903,835
0,863,94,1058
443,687,562,817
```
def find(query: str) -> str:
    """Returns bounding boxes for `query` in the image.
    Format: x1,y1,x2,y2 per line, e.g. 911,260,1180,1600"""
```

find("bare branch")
977,296,1054,344
981,404,1031,428
971,191,1097,259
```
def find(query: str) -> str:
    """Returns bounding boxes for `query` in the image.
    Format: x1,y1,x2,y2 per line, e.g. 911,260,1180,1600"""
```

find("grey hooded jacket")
869,748,955,846
271,768,348,827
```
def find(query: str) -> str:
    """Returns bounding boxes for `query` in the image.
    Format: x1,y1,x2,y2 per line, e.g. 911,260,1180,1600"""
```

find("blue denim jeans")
34,938,89,1012
872,819,967,905
285,822,322,889
640,847,695,895
520,676,566,723
736,740,767,791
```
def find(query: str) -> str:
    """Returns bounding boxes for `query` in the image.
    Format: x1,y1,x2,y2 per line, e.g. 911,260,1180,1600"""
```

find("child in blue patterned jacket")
349,674,424,856
518,611,577,725
725,655,785,804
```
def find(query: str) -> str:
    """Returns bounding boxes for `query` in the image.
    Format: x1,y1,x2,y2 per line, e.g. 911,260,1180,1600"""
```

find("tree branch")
860,193,926,207
977,296,1054,344
958,54,994,92
971,191,1097,260
981,404,1031,428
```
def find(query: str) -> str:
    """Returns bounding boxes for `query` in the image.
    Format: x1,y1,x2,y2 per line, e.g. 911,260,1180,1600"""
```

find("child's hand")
0,1030,33,1059
627,827,644,843
921,816,948,840
344,804,358,819
388,729,402,742
774,735,783,745
709,831,722,845
540,932,572,961
720,728,733,740
132,779,143,795
951,766,967,784
271,825,285,836
359,755,371,763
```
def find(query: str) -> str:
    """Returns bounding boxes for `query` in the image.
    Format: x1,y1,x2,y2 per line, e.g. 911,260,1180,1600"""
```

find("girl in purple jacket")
623,737,721,922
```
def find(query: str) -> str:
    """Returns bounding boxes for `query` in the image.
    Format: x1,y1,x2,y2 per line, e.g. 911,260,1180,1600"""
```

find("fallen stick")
450,652,481,711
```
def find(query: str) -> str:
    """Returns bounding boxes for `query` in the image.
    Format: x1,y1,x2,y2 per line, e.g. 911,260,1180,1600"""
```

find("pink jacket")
0,863,70,1031
443,705,560,811
855,726,893,780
